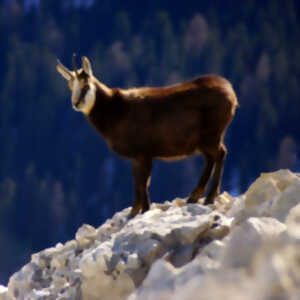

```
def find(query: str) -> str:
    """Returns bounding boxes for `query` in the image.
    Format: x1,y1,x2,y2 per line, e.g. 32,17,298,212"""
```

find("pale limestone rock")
7,169,300,300
199,239,225,261
285,203,300,240
120,204,213,248
130,214,297,300
6,200,231,300
217,191,233,205
205,213,232,239
193,254,220,272
221,217,286,268
260,169,300,191
143,259,177,289
171,265,204,296
8,238,82,300
185,203,211,216
165,245,194,267
270,182,300,222
170,270,257,300
79,242,113,277
81,270,134,300
26,289,52,299
245,176,280,212
128,259,176,300
0,286,8,300
172,198,186,207
232,170,300,225
214,192,236,214
8,263,41,299
136,238,162,265
151,201,173,212
131,257,251,300
129,242,225,300
225,195,245,218
171,216,211,244
78,202,225,299
50,249,74,269
252,241,300,299
75,224,97,247
127,253,140,269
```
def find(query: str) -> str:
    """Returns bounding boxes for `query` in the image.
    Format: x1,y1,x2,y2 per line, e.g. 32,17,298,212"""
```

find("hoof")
141,202,150,214
127,213,135,220
204,196,215,205
187,197,198,204
141,207,150,214
128,207,140,219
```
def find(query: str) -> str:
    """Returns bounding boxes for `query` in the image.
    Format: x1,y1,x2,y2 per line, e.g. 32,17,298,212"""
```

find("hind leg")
187,153,215,203
128,157,152,218
204,144,227,205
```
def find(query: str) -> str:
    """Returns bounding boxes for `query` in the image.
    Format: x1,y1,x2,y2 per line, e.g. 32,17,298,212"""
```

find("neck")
87,80,112,118
94,78,113,98
87,83,125,136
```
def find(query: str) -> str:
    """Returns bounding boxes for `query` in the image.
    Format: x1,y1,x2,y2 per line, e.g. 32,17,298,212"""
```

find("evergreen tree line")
0,0,299,282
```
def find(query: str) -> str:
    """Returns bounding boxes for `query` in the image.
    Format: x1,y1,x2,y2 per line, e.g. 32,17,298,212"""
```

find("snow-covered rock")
3,169,300,300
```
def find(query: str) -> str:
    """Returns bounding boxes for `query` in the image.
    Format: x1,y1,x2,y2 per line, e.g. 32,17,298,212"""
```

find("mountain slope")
1,169,300,300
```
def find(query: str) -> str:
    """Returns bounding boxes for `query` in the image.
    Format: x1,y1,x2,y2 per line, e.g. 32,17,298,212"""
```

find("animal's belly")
156,152,198,161
108,113,208,159
109,133,199,159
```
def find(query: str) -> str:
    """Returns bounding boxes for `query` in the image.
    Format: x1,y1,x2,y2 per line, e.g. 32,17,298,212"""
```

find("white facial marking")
80,83,96,115
72,78,81,107
72,79,96,115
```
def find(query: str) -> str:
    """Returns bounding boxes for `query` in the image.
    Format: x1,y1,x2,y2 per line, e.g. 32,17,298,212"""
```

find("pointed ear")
82,56,93,77
57,59,73,81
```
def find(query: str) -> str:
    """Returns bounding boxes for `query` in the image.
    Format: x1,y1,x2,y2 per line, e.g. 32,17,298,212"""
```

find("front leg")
128,157,153,218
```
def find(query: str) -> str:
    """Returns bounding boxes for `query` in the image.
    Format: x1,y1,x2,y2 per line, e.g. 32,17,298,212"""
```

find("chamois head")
57,54,96,115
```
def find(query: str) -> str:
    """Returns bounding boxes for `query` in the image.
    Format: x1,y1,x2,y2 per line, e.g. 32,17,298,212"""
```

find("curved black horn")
72,53,79,77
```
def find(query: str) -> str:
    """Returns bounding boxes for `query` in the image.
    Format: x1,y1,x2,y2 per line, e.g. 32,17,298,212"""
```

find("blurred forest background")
0,0,299,283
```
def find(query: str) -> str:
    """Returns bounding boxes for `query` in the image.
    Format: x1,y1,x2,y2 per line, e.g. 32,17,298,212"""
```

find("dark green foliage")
0,0,299,283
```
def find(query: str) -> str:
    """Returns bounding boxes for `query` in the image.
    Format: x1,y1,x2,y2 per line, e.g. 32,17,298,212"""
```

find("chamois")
57,55,238,218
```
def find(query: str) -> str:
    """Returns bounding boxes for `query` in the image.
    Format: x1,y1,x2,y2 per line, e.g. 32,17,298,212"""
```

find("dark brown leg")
204,144,227,205
187,153,215,203
129,157,152,218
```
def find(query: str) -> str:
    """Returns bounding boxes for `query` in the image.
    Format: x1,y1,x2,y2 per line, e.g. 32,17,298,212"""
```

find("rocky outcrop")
2,169,300,300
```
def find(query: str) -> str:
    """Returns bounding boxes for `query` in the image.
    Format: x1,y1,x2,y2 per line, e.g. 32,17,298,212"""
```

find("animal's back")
120,74,238,107
109,75,238,159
